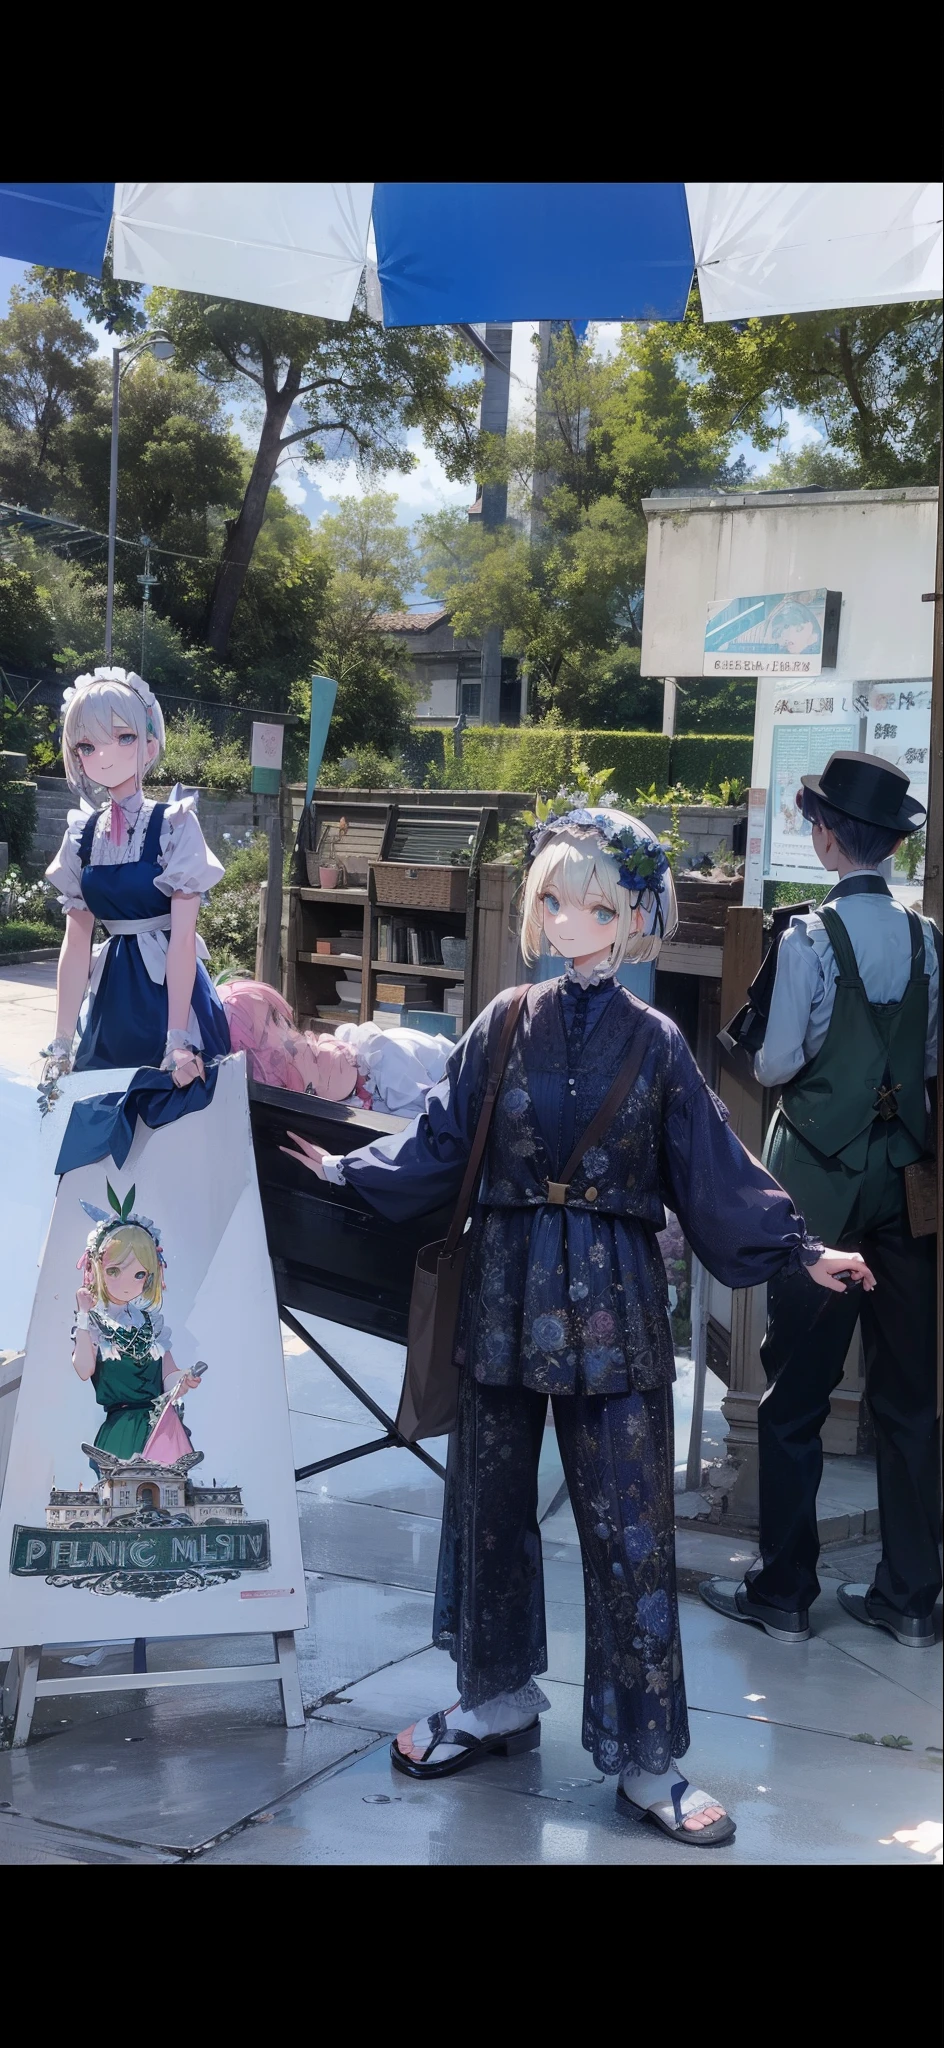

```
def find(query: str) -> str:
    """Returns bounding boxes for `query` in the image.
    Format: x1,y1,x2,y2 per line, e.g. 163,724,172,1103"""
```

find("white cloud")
309,428,474,523
778,407,824,452
590,321,623,361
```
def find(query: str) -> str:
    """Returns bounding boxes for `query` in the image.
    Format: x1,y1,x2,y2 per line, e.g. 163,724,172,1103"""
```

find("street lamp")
104,332,175,661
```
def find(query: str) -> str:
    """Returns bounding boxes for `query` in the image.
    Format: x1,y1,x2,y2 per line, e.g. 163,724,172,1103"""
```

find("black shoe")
837,1583,936,1649
699,1577,811,1643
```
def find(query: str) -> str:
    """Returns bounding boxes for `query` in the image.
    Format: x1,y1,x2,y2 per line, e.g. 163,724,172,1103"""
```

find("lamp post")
103,332,175,661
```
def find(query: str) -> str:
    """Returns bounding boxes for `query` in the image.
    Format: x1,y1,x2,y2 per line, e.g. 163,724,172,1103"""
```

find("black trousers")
433,1374,689,1776
746,1216,940,1619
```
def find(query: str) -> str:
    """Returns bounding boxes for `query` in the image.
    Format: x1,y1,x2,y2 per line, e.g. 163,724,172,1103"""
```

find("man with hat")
702,751,940,1649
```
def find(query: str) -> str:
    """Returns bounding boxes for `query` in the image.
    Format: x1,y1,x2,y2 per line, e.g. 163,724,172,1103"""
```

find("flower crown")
525,807,671,900
61,667,158,738
79,1182,166,1269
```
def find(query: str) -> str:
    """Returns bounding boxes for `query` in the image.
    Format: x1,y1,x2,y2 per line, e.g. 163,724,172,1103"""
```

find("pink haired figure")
217,981,359,1101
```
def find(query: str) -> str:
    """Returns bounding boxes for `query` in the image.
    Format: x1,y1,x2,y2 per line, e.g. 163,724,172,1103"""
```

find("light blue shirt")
755,873,939,1087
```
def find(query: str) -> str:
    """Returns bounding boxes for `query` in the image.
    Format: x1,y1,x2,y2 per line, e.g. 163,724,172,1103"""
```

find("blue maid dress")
46,787,231,1170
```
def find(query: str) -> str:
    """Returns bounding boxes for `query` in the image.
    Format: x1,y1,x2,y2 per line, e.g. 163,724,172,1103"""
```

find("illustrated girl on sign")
72,1184,203,1473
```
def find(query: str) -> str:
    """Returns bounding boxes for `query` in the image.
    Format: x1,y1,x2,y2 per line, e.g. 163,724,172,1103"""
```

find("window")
460,680,482,722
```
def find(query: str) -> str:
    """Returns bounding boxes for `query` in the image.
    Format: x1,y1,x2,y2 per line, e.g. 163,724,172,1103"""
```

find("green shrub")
0,779,38,865
198,830,268,977
670,735,753,795
438,728,751,803
324,744,409,789
583,733,671,795
0,920,62,953
401,727,447,786
161,713,250,793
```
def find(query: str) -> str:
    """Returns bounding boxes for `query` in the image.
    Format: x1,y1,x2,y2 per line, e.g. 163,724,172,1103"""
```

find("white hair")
520,825,678,970
61,672,165,798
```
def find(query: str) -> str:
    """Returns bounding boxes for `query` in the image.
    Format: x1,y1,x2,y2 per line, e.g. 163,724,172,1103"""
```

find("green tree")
418,324,736,723
0,292,102,507
315,490,416,607
138,291,479,660
679,292,942,486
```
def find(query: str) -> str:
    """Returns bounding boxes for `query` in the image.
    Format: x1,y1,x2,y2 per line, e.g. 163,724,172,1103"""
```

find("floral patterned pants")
433,1374,690,1776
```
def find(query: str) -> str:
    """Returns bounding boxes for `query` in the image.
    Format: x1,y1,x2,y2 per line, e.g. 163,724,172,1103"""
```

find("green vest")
764,906,930,1244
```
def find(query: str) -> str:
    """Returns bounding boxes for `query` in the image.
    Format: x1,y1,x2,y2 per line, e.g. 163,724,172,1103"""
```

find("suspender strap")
442,987,530,1258
905,909,927,979
549,1018,653,1201
78,812,98,866
141,802,166,864
818,906,864,988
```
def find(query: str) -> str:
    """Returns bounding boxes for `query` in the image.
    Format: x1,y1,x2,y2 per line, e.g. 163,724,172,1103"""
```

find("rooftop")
373,609,447,634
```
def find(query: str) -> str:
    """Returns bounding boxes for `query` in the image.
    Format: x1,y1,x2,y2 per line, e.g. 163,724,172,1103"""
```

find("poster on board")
765,685,860,882
0,1056,307,1646
704,589,841,677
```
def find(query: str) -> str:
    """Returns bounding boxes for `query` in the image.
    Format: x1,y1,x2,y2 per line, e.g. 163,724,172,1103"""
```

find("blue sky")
0,258,823,560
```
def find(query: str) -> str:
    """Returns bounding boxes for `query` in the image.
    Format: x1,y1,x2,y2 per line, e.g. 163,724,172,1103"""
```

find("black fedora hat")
800,751,927,836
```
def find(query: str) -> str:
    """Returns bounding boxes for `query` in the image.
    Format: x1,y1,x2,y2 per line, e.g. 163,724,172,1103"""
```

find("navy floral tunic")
339,975,823,1396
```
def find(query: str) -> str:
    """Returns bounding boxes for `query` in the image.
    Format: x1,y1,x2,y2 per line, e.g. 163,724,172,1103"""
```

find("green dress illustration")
89,1309,170,1462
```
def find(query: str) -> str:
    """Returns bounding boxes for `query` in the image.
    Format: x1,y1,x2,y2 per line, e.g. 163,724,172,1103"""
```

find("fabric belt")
105,1400,154,1415
102,915,173,934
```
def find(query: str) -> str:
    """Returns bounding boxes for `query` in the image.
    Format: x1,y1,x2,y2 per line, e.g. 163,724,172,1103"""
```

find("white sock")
620,1763,721,1820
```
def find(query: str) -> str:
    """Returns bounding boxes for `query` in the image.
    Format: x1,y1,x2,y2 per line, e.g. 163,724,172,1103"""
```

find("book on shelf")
376,977,433,1005
372,1008,457,1040
376,916,445,967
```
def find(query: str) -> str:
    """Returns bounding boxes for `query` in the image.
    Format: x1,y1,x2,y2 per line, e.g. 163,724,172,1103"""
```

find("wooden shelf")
298,886,368,903
297,952,364,967
370,960,464,979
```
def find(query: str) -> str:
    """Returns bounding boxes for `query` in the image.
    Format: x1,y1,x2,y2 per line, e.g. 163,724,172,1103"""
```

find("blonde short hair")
520,826,677,969
61,677,165,797
89,1226,163,1311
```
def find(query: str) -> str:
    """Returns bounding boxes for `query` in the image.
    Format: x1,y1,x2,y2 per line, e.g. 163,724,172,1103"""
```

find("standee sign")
703,589,841,676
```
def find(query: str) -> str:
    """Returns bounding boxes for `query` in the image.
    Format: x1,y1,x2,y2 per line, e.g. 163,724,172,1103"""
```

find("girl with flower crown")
283,808,874,1849
42,667,231,1088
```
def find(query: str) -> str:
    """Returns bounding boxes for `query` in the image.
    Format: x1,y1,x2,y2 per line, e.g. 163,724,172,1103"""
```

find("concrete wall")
30,778,265,875
640,487,938,684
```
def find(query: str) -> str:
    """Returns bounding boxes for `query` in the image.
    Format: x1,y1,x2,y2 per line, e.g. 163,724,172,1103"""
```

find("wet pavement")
1,965,940,1864
1,1314,941,1866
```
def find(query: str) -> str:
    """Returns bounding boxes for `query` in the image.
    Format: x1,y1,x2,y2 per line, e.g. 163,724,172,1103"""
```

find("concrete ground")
0,962,941,1866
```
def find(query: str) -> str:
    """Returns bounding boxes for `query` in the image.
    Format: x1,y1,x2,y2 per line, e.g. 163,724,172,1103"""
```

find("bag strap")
905,908,928,979
442,986,530,1257
553,1015,652,1195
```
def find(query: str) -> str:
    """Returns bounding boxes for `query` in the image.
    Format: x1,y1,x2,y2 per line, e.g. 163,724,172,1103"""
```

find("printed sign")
250,721,284,770
0,1058,306,1641
704,589,840,676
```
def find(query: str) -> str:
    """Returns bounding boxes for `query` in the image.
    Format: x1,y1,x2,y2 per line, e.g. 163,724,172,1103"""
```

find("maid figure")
41,666,230,1093
285,807,874,1849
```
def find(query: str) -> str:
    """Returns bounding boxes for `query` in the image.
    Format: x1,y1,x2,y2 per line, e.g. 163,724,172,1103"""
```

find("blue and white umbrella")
0,181,939,325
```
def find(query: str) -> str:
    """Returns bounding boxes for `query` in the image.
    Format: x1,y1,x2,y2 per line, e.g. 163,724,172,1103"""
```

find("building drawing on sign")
44,1448,247,1532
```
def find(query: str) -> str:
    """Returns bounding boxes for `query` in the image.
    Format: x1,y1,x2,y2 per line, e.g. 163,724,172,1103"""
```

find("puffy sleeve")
45,804,94,913
153,788,225,898
338,996,505,1222
660,1025,824,1286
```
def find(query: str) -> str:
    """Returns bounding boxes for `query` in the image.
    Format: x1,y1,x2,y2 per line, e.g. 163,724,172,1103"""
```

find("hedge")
444,728,750,799
0,779,38,865
670,735,752,794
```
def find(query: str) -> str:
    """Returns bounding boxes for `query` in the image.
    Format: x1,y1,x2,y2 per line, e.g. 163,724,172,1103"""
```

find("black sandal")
390,1709,541,1780
616,1775,736,1848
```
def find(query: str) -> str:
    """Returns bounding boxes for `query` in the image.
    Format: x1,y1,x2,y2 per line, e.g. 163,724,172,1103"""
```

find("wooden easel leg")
2,1645,21,1723
274,1632,304,1729
12,1646,42,1747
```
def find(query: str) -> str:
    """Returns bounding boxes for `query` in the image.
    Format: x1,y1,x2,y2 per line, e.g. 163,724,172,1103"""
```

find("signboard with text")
704,588,840,677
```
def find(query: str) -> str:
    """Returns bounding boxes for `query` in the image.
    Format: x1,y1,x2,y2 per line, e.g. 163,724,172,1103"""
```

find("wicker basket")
372,862,469,910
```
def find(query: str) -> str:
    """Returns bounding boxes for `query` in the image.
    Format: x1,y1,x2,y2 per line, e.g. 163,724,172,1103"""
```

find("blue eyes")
75,733,135,757
542,894,615,926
